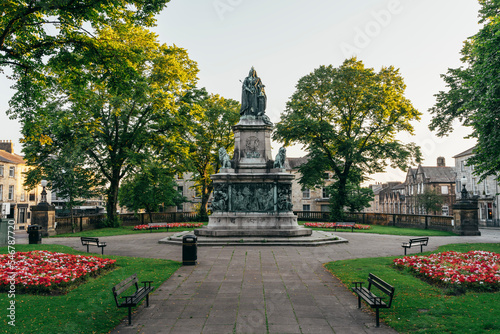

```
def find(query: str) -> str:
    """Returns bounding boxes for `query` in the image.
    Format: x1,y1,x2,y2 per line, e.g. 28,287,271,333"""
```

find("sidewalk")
38,229,500,334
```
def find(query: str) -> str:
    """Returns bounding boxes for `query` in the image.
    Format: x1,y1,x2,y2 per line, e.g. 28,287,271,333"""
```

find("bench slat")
113,274,138,297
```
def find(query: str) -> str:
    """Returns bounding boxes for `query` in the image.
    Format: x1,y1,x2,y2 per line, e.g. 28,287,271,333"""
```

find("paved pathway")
26,229,500,334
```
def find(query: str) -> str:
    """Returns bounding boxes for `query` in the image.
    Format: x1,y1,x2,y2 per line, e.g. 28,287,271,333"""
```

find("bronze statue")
240,67,266,117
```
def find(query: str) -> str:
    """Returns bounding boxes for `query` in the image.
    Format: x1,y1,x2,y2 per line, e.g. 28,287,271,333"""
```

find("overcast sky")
0,0,481,183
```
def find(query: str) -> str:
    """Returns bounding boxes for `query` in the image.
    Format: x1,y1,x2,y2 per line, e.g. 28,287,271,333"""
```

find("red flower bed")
394,251,500,291
0,250,116,294
133,223,204,230
304,222,371,230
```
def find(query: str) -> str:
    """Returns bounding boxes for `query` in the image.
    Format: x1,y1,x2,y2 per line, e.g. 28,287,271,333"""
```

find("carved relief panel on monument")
245,136,260,158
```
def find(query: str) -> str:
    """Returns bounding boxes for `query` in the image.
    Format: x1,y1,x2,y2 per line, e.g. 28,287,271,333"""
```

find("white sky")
0,0,480,183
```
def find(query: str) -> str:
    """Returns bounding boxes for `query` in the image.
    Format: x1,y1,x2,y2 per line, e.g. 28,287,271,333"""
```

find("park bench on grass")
333,222,356,232
352,273,395,327
112,273,154,326
401,237,429,255
80,237,107,255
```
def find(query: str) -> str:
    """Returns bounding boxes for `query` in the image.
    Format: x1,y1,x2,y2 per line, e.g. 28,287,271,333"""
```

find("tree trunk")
331,175,348,221
106,172,121,227
70,203,75,234
199,184,213,220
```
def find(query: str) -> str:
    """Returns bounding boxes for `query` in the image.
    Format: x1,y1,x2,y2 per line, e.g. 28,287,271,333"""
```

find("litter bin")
27,225,42,244
182,234,197,265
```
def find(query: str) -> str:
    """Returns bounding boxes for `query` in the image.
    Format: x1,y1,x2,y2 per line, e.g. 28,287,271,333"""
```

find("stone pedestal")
31,203,56,237
452,199,481,236
195,116,311,238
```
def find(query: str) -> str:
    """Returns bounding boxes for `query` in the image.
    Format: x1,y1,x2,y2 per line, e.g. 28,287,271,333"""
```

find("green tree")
8,24,198,226
429,1,500,181
274,58,422,220
182,89,240,218
119,162,185,224
1,0,169,70
415,188,443,215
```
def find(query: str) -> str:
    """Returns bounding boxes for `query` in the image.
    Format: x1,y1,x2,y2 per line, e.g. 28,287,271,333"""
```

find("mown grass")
0,244,181,334
299,222,456,236
53,223,207,238
324,243,500,333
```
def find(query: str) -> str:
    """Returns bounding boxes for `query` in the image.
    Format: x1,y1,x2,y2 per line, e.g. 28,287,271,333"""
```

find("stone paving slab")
18,228,500,333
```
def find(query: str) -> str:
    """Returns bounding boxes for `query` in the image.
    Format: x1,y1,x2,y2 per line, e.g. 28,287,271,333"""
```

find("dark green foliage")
415,188,443,215
118,162,185,223
429,1,500,181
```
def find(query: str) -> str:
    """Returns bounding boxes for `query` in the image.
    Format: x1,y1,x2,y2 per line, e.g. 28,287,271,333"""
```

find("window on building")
321,205,330,212
0,165,3,177
9,166,15,177
322,187,329,199
442,205,449,216
461,161,465,171
20,192,25,201
487,203,493,220
485,182,490,195
29,193,35,202
441,185,448,195
8,185,14,200
472,178,477,195
0,185,2,199
18,208,27,224
302,188,310,199
302,204,310,211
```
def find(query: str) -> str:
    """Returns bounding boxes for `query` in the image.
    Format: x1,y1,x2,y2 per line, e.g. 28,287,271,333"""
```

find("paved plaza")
19,228,500,333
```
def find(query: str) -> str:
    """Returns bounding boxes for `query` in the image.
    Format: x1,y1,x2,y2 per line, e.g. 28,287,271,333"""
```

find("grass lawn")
299,222,456,236
325,243,500,334
0,244,181,334
53,223,207,238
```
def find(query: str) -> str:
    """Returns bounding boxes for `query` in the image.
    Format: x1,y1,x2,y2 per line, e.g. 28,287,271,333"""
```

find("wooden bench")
352,273,395,327
401,237,429,255
333,222,356,232
80,237,107,255
112,274,154,326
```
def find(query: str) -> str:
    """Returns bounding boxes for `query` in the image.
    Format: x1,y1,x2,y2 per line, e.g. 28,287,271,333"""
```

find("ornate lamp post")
40,179,48,203
461,176,468,199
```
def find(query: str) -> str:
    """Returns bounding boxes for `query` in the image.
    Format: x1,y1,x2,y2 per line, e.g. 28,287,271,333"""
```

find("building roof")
0,150,25,164
285,156,309,170
452,146,476,159
419,166,455,183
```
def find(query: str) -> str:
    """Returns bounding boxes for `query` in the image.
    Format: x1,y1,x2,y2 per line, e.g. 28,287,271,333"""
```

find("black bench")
80,237,107,255
352,273,395,327
401,237,429,255
334,222,356,232
112,274,154,325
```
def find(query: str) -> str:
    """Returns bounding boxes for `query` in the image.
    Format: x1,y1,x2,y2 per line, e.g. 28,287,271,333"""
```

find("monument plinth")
195,68,312,237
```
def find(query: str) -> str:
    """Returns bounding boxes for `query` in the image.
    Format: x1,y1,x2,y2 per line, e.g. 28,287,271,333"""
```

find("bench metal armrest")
353,281,364,288
141,281,154,288
373,296,385,305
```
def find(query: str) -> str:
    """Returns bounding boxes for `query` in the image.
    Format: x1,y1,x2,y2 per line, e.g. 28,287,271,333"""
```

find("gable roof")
452,146,476,159
0,150,25,164
418,166,455,183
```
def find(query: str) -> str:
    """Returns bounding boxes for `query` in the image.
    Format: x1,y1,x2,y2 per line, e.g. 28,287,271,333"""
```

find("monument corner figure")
194,68,311,237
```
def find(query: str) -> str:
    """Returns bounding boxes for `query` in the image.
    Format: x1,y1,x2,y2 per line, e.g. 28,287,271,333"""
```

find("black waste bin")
182,234,197,265
27,225,42,244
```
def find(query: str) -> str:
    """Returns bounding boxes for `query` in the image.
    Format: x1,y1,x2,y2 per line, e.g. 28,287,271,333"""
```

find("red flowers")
133,223,204,230
304,222,371,230
0,251,116,293
394,251,500,289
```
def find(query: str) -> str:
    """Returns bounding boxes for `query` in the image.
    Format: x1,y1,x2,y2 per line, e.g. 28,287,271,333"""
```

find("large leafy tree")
9,24,198,226
429,1,500,181
274,58,422,220
119,161,185,224
415,188,443,215
1,0,169,70
182,89,240,218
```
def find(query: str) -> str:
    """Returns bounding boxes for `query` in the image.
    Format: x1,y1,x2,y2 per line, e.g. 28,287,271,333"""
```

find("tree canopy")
1,0,169,71
181,89,240,218
274,58,422,219
9,24,198,225
429,0,500,181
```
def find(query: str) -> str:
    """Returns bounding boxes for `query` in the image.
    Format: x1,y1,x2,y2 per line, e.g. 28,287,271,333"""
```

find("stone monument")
452,184,481,236
195,68,312,237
